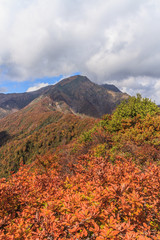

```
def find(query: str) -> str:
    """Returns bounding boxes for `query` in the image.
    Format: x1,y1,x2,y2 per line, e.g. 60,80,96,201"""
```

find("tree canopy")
101,94,160,132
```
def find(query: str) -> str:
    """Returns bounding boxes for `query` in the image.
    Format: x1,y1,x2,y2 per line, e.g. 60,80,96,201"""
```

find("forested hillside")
0,96,96,178
0,95,159,239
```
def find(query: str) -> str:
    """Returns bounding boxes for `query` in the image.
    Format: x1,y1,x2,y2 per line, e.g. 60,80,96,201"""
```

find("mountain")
0,75,129,176
0,75,128,119
0,86,51,118
101,83,121,92
46,75,128,118
0,95,96,177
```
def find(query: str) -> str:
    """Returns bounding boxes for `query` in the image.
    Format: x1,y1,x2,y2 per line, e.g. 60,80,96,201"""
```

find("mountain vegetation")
0,82,159,239
0,96,96,178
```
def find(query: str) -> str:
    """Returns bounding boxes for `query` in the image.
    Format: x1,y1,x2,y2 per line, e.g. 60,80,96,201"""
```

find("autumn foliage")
0,96,96,178
0,95,160,239
0,155,159,239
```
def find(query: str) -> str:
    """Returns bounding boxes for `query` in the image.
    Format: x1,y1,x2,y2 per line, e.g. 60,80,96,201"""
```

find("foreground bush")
0,155,159,239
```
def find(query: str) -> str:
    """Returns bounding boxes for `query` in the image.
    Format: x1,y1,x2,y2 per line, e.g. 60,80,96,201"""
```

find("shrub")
101,94,160,132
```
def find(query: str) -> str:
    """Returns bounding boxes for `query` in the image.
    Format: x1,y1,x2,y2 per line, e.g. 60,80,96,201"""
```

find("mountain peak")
0,75,129,119
56,75,91,87
47,75,128,118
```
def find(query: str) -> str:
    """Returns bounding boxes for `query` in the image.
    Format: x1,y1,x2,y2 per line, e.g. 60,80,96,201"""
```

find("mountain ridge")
0,75,128,118
0,94,96,177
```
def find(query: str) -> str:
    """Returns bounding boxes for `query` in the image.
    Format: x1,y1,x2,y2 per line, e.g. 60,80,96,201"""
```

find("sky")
0,1,160,103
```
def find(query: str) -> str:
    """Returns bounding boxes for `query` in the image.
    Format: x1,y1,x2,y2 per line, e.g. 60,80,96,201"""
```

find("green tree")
101,94,160,132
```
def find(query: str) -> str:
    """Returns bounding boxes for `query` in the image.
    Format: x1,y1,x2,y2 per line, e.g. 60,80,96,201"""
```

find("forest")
0,95,159,239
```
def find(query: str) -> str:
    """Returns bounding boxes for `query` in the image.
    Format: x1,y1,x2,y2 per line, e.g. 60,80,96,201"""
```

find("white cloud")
26,82,49,92
1,0,160,101
0,87,7,93
110,76,160,104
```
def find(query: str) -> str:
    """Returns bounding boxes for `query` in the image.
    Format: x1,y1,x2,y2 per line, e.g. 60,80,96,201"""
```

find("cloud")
0,87,8,93
26,83,49,92
1,0,160,101
112,76,160,103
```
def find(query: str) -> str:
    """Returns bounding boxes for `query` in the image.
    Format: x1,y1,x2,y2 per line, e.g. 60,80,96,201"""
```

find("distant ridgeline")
0,75,128,119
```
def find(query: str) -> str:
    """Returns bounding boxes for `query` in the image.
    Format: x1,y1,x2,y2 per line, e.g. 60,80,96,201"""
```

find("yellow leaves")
63,176,74,190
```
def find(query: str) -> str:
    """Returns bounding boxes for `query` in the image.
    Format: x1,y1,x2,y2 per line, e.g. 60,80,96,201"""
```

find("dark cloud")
0,0,160,102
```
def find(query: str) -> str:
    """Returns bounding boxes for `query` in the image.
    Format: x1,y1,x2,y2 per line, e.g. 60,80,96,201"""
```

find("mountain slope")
47,75,128,117
0,86,51,118
0,95,96,178
0,75,128,119
101,83,121,92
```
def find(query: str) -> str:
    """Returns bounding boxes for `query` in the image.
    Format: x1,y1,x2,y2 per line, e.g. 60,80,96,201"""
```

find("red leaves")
0,110,160,240
0,155,159,239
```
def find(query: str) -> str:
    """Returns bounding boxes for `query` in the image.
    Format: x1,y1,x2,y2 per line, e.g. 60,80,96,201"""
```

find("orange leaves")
0,154,159,239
